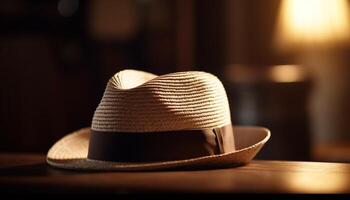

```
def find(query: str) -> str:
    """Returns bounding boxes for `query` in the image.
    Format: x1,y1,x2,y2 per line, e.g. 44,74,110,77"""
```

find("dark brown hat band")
87,124,235,162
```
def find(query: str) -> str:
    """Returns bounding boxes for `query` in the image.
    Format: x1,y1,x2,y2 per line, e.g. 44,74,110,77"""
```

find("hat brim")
47,126,270,171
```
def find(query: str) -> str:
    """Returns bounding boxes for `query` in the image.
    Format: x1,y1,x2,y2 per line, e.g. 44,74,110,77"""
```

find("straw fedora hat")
47,69,270,171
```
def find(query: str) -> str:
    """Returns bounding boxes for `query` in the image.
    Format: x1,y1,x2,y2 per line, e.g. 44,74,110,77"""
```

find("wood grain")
0,153,350,194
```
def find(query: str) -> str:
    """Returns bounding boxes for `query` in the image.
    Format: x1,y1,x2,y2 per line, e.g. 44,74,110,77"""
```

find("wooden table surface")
1,153,350,194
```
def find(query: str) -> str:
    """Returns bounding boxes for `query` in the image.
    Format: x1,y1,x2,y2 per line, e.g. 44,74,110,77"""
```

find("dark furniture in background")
224,65,312,161
227,81,311,160
0,0,192,153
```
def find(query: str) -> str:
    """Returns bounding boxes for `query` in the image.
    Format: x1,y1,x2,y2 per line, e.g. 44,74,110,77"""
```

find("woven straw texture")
46,69,271,170
91,69,232,132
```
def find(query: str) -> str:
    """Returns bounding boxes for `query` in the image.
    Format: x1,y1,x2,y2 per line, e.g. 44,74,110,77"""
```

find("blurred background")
1,0,350,162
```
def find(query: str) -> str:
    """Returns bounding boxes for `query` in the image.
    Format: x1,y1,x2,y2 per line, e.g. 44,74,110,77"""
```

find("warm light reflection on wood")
275,0,350,50
286,162,349,193
2,155,350,193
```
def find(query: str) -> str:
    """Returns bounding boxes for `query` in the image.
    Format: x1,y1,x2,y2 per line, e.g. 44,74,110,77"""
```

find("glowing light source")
275,0,350,50
269,65,306,83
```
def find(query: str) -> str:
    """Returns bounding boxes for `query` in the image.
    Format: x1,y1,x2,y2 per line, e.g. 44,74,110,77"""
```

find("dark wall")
0,0,193,153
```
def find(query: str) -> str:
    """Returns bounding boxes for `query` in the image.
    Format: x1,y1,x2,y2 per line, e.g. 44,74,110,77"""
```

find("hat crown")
91,69,231,132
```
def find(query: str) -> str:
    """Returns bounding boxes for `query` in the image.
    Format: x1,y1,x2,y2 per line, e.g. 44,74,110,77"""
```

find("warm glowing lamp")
275,0,350,51
274,0,350,161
